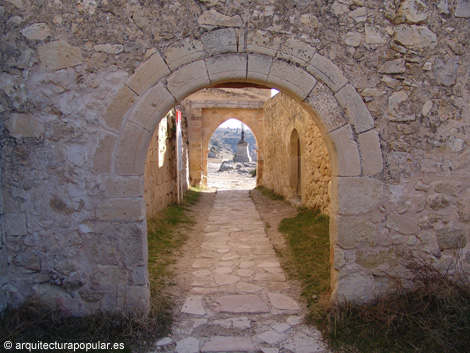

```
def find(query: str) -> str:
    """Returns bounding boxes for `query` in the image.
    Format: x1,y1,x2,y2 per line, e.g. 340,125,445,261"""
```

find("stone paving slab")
201,336,256,352
217,294,270,313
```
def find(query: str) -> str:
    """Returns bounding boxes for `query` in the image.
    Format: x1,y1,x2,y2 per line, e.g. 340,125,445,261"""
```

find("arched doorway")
96,36,385,312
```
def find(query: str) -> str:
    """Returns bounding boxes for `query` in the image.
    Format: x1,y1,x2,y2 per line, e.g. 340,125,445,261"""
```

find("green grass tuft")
278,207,330,321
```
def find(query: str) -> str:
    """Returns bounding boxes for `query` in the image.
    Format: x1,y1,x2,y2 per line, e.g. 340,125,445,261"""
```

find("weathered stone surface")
331,177,383,215
103,85,137,131
378,59,406,74
457,190,470,222
247,30,281,56
268,60,317,101
397,0,428,23
365,24,389,44
6,0,24,9
167,60,210,99
104,176,143,198
393,25,437,49
217,294,270,313
6,113,45,139
349,7,367,22
21,23,50,40
192,259,214,268
436,228,467,249
201,336,255,352
308,53,348,93
345,31,362,47
201,28,238,55
96,199,143,221
335,84,374,133
329,125,361,177
455,0,470,17
4,213,27,236
387,90,415,122
205,54,247,84
333,216,378,249
176,337,199,353
38,40,83,70
198,10,242,28
278,38,316,66
214,274,240,285
257,330,286,345
267,292,300,310
280,332,326,353
181,295,206,315
358,129,384,175
357,249,398,269
434,57,459,87
93,43,123,54
126,53,170,95
165,38,205,71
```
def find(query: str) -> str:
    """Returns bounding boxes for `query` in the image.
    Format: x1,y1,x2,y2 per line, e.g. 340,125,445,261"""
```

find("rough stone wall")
263,93,331,214
144,112,189,219
0,0,469,314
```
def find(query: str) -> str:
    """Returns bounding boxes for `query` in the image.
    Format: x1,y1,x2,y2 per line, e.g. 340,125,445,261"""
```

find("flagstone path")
153,190,329,353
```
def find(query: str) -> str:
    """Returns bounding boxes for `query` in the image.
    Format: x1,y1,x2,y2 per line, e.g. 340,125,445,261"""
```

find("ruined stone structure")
1,0,469,315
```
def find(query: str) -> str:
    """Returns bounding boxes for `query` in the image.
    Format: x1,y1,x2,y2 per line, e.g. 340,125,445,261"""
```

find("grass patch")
256,186,285,201
278,207,330,320
0,187,201,353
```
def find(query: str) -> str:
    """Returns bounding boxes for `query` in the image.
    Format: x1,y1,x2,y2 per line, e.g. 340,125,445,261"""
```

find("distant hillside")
209,127,257,161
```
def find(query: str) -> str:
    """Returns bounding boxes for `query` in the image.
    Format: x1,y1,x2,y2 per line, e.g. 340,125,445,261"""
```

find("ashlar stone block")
115,122,150,175
96,198,144,221
247,30,281,56
129,83,175,131
267,60,317,101
201,28,238,55
166,60,211,101
164,38,205,71
205,54,247,85
307,53,348,93
330,176,383,215
357,129,383,175
329,125,361,177
103,176,143,198
103,85,137,131
38,40,83,71
247,53,272,85
92,134,117,174
6,113,45,139
278,38,316,66
332,215,378,249
126,52,170,95
335,84,375,133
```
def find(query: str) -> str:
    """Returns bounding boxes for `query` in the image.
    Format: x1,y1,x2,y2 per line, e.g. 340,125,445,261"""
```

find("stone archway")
96,32,385,311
